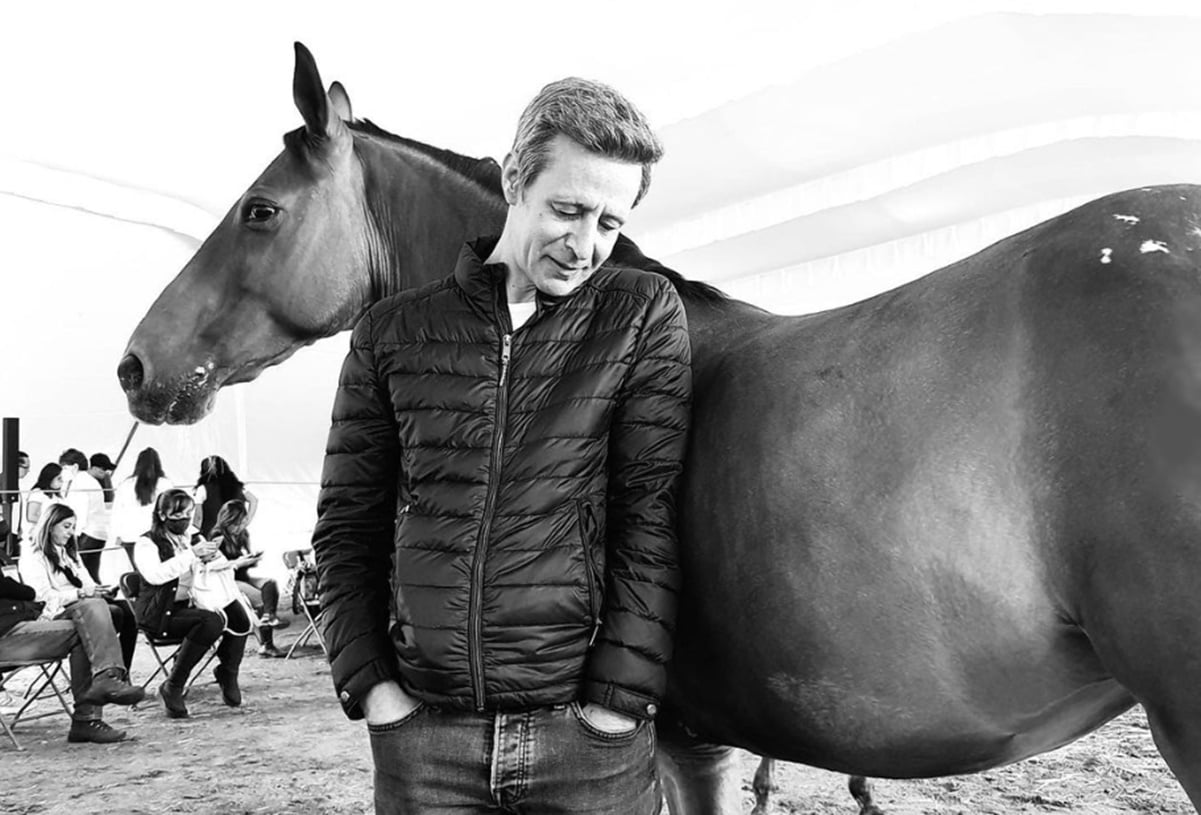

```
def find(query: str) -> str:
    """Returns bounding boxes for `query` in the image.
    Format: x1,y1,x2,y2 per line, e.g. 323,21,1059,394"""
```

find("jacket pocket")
575,499,603,641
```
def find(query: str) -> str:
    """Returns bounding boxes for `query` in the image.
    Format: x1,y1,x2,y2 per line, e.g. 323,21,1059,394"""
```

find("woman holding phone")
210,499,286,658
17,502,144,740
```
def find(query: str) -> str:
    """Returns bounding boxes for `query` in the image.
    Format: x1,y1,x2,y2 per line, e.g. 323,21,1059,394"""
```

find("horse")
119,43,1201,814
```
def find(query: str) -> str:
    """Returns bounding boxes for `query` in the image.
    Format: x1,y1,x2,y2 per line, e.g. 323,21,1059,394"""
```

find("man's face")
17,457,29,479
502,134,642,299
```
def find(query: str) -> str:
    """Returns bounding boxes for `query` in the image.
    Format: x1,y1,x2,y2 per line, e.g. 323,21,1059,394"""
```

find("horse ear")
293,41,333,137
328,81,353,123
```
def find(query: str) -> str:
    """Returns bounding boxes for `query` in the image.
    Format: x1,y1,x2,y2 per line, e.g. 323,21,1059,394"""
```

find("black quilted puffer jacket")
312,238,691,722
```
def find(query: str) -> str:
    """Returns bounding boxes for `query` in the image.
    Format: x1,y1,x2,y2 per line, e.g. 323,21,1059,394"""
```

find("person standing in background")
25,462,65,531
75,453,116,583
192,455,258,538
109,447,173,566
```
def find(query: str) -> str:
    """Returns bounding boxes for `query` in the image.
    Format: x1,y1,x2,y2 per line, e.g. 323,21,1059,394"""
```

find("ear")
293,42,329,136
328,81,353,122
500,153,521,205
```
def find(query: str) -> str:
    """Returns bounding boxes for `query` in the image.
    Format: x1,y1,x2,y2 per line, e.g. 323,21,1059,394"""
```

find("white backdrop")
4,1,1201,575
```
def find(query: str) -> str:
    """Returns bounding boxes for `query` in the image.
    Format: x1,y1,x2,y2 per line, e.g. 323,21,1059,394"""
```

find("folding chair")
118,572,216,692
0,657,74,750
282,549,327,659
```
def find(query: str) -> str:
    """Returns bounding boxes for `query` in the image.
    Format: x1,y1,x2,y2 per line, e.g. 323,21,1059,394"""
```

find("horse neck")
356,135,506,302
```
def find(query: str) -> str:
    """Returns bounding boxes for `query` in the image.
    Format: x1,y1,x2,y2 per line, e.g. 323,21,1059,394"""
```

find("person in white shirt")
75,452,116,582
108,447,173,567
18,502,144,742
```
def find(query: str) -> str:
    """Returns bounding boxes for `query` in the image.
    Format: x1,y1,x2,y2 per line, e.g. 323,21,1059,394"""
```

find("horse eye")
242,201,279,224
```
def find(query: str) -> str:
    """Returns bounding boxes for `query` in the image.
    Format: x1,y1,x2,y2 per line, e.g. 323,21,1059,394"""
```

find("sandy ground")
1,620,1193,815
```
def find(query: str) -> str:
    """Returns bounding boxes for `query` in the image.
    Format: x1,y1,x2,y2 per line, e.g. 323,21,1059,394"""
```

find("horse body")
119,45,1201,811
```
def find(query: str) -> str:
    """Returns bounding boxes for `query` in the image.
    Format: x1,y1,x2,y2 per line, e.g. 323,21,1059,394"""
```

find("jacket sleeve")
133,537,195,585
0,574,35,601
311,309,404,720
583,278,691,720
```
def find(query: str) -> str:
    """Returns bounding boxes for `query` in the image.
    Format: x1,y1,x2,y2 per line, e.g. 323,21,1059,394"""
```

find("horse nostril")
117,354,145,392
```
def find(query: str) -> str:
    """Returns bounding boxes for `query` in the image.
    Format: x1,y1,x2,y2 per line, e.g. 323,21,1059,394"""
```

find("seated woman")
132,489,250,717
210,498,287,658
15,503,145,743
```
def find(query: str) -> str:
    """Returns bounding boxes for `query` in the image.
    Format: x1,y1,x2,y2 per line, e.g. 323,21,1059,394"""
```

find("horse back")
670,184,1201,771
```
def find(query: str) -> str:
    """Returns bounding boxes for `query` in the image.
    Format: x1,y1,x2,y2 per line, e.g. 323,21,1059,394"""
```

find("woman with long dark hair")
210,499,286,657
192,455,258,538
110,447,173,562
18,502,144,741
132,489,250,718
24,462,64,530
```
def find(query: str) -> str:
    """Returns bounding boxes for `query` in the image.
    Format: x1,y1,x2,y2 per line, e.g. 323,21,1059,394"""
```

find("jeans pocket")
366,702,426,734
569,702,643,744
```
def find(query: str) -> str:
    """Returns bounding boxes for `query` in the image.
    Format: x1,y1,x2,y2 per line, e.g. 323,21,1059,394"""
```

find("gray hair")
508,77,663,207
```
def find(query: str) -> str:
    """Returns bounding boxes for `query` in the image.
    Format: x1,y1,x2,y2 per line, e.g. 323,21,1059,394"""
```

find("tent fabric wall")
5,6,1201,575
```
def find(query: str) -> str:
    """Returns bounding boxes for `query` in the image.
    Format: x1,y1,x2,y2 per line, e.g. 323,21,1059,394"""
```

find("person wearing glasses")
131,489,251,718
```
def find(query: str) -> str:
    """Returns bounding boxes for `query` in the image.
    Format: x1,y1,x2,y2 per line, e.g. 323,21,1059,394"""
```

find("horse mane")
349,118,729,304
351,118,504,197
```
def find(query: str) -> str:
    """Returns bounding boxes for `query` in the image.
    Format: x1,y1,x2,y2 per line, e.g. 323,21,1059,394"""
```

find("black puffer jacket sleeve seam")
583,276,691,720
312,308,405,720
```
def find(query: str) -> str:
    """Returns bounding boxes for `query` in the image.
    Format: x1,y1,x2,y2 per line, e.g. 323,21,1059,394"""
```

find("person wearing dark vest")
132,489,250,718
192,455,258,539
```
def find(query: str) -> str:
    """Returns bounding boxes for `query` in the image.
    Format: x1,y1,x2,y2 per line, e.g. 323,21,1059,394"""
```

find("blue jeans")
0,618,101,721
369,703,661,814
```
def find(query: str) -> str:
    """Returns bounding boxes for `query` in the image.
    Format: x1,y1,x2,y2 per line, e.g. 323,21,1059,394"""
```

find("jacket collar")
455,237,599,320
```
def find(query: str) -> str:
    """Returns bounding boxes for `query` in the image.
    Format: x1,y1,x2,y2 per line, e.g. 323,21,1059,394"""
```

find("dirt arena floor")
2,618,1192,815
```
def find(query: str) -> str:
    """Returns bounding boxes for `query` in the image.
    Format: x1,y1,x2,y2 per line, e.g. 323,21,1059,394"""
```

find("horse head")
118,43,374,424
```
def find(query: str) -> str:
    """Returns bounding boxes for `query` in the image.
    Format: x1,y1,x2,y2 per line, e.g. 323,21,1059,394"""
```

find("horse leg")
1142,704,1201,808
749,758,774,815
848,775,885,815
656,721,742,815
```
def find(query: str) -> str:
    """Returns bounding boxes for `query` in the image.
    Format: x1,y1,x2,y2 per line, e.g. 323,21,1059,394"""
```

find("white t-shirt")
508,300,536,329
60,469,91,532
110,476,174,543
70,471,111,540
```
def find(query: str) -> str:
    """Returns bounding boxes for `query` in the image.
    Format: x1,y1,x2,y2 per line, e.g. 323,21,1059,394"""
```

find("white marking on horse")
1112,214,1140,224
1100,248,1113,264
1140,240,1170,254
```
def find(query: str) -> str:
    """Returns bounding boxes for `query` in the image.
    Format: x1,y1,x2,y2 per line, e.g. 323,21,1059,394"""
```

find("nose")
566,221,598,263
117,353,145,393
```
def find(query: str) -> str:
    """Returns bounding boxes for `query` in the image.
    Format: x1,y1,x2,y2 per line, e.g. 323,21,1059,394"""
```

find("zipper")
576,499,603,647
469,332,512,710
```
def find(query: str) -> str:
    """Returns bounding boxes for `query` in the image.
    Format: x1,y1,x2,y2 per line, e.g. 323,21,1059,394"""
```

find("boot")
214,634,246,707
81,668,146,707
158,681,189,718
213,665,242,707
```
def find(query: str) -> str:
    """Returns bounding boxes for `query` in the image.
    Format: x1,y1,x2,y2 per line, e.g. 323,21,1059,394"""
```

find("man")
76,453,117,582
312,77,691,813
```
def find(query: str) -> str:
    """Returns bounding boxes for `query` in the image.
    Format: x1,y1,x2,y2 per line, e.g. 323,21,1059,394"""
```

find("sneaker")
81,668,146,707
258,644,286,659
258,615,289,629
158,681,189,719
213,665,242,707
67,719,127,744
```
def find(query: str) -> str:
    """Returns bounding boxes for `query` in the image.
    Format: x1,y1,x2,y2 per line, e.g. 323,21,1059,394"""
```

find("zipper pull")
588,618,602,648
499,333,512,387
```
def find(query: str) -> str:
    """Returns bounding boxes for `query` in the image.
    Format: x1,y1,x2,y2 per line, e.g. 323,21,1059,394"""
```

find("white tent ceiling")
4,0,1201,564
